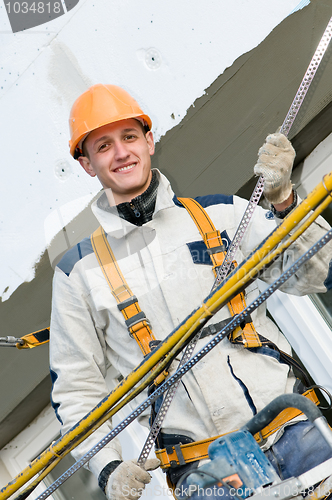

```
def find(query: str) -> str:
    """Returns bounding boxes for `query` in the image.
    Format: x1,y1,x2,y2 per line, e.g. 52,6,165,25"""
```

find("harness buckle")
173,444,186,466
117,295,139,311
203,230,222,248
127,314,151,334
207,245,226,255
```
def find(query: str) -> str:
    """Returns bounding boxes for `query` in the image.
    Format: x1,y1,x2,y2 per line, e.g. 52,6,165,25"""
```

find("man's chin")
104,183,148,205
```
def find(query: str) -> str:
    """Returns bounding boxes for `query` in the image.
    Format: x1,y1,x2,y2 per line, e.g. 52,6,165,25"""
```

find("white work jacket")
49,170,332,479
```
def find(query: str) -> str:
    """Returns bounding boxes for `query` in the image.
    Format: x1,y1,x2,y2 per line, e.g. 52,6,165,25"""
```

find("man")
50,84,332,500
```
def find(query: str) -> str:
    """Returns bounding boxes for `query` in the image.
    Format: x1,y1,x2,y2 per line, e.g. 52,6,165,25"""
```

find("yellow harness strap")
16,328,50,349
91,226,156,356
156,388,319,469
178,197,261,348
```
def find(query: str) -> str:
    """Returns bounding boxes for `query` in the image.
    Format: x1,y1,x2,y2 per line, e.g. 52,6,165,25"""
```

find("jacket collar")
91,169,176,237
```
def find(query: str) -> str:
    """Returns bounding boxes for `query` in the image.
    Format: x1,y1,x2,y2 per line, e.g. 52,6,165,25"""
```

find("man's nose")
114,140,129,159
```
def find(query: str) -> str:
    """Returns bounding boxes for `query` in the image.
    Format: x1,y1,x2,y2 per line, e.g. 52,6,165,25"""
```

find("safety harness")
91,225,170,388
155,388,318,468
91,225,156,357
91,197,319,471
177,197,261,348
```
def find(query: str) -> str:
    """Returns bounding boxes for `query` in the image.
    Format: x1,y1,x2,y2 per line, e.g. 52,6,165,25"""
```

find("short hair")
81,138,90,159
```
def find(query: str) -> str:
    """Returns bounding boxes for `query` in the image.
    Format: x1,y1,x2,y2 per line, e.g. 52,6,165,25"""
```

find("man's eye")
98,143,109,151
125,134,136,140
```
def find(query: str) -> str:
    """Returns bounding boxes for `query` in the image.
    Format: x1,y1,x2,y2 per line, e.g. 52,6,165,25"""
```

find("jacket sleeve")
233,194,332,296
49,263,123,480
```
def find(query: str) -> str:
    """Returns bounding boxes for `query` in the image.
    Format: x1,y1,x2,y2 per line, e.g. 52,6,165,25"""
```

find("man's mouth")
115,163,136,173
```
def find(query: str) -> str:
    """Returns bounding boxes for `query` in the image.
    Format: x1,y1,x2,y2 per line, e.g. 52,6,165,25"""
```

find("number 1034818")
5,2,62,14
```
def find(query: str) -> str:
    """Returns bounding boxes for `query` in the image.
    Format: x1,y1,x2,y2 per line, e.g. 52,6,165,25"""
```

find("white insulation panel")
0,0,307,300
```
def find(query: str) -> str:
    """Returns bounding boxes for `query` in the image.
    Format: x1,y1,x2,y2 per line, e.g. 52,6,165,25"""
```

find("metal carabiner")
0,336,24,347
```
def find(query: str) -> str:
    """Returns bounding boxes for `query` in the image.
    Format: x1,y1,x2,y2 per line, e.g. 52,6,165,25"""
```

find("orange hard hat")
69,84,152,159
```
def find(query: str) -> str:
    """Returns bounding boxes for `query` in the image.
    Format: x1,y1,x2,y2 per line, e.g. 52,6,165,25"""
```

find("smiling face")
78,118,155,204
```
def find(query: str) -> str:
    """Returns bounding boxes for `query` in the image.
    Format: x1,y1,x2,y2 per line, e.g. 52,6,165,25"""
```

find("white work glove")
105,459,160,500
254,132,296,205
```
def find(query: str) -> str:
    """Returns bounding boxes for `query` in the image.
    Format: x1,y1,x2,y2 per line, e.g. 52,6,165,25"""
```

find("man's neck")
104,171,153,207
98,170,159,226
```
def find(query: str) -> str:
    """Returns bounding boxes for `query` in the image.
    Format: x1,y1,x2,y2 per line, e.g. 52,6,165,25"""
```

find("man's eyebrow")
93,128,139,147
122,127,139,133
93,135,110,147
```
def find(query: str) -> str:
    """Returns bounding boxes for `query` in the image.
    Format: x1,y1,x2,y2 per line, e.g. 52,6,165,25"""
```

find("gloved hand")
105,458,160,500
254,132,296,205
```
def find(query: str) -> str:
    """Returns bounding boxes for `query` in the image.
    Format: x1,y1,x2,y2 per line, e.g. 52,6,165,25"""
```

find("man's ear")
146,130,155,156
78,156,96,178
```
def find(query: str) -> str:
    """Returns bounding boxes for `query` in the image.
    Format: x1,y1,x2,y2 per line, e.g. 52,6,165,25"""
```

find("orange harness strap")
155,388,319,469
178,197,261,348
91,226,156,356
